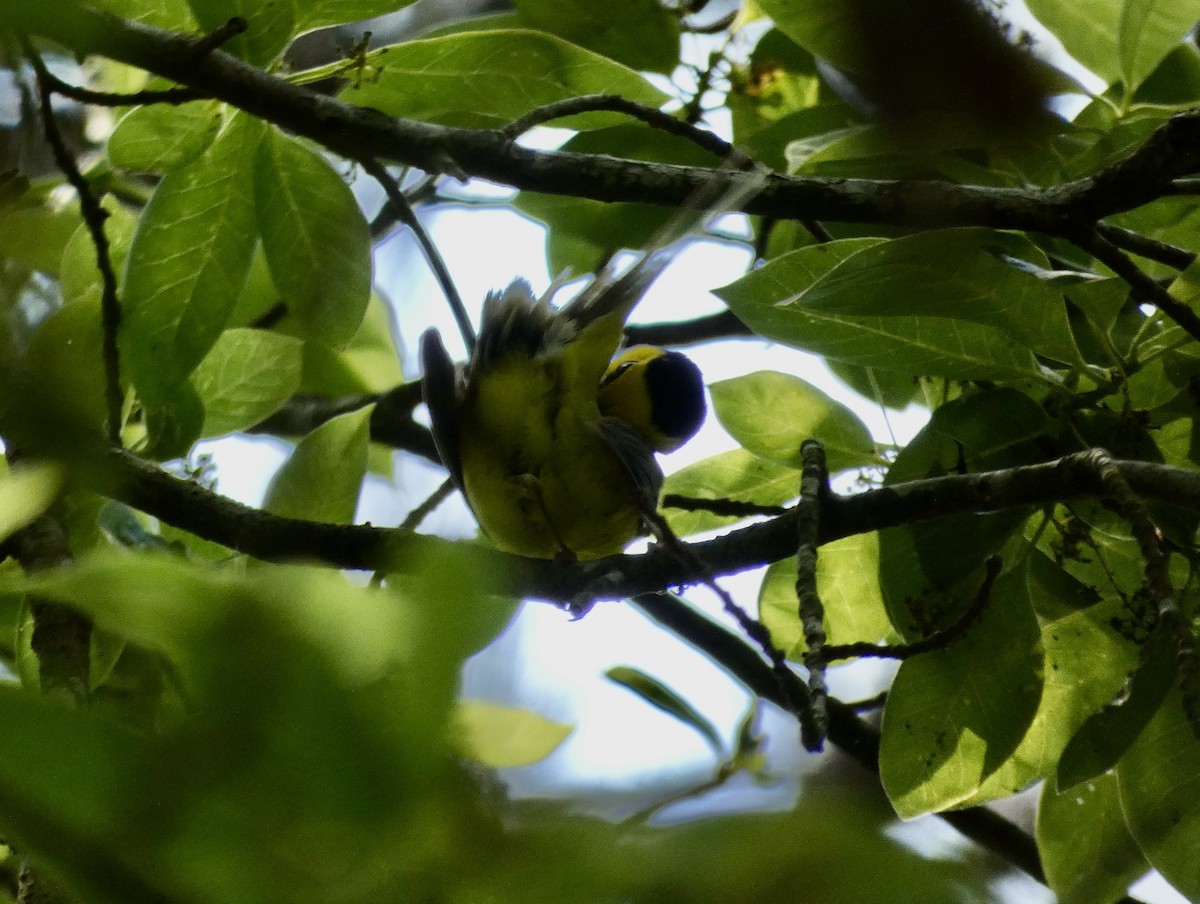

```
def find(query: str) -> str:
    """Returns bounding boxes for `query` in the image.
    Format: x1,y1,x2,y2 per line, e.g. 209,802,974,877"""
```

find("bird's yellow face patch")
599,346,706,453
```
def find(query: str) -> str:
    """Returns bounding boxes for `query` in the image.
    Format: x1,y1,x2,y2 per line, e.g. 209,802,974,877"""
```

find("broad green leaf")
60,201,137,308
1117,689,1200,901
729,29,822,150
186,0,295,66
960,576,1137,806
880,567,1043,818
513,0,679,73
264,406,371,523
13,597,38,691
121,112,263,409
879,390,1050,636
91,0,196,30
1135,40,1200,105
1026,0,1123,84
190,328,303,437
0,462,63,544
108,102,222,172
296,0,419,30
255,130,371,348
606,666,725,759
797,229,1082,365
1057,629,1177,791
886,388,1055,482
1118,0,1200,92
660,447,798,536
21,300,108,446
0,551,487,904
716,245,1049,382
710,371,877,472
0,204,81,277
298,293,403,395
1038,773,1149,904
825,360,920,410
456,699,572,768
515,125,721,273
1126,357,1184,409
760,533,895,660
339,30,668,129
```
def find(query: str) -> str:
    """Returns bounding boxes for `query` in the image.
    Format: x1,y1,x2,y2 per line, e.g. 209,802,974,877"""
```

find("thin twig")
370,172,437,239
501,93,742,165
638,507,805,716
624,309,753,347
795,439,829,751
398,478,456,533
1064,449,1200,736
1094,222,1196,271
23,42,124,445
35,66,205,106
359,157,475,353
1078,228,1200,343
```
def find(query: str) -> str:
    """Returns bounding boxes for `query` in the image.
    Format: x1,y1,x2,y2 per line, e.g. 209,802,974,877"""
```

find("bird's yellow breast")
458,354,644,560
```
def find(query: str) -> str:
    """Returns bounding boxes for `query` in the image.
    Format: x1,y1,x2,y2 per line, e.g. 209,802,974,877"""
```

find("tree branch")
8,3,1200,238
89,448,1200,604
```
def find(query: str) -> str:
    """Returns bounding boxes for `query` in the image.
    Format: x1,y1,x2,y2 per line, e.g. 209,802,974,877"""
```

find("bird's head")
597,345,706,453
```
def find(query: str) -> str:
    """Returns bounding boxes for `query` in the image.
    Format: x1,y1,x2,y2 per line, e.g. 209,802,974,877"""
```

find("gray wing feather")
420,328,467,491
596,416,664,511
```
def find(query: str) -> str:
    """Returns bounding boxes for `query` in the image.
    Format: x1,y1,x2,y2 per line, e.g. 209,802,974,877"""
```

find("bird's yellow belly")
460,409,643,560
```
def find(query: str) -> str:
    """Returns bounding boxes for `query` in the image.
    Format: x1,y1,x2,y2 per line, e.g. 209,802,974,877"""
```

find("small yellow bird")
420,252,706,560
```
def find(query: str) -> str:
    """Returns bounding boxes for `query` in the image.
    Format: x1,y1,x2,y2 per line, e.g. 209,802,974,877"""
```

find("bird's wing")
595,415,664,513
420,327,467,492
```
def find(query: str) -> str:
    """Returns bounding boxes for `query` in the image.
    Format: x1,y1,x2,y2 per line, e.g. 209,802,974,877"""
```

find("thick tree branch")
7,3,1200,238
91,449,1200,604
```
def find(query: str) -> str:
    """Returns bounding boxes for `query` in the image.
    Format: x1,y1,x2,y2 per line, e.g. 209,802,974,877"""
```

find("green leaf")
0,550,488,904
255,130,371,349
878,389,1050,636
709,371,877,472
0,462,63,545
121,112,263,409
513,0,679,73
60,201,137,308
91,0,196,30
1038,773,1149,904
296,0,419,30
456,699,572,768
1116,689,1200,901
1057,629,1178,791
760,533,896,661
339,30,668,129
0,204,82,277
108,102,222,172
190,328,303,438
19,300,108,448
1118,0,1200,92
797,229,1082,366
879,566,1043,818
186,0,295,66
716,243,1049,382
606,666,725,759
660,448,798,536
298,293,403,395
959,573,1137,806
263,406,371,523
1025,0,1123,84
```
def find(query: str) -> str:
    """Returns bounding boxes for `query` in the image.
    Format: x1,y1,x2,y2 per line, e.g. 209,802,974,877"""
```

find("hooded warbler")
420,252,706,561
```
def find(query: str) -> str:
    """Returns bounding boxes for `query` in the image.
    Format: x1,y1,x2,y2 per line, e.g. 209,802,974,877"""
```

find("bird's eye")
601,359,637,386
